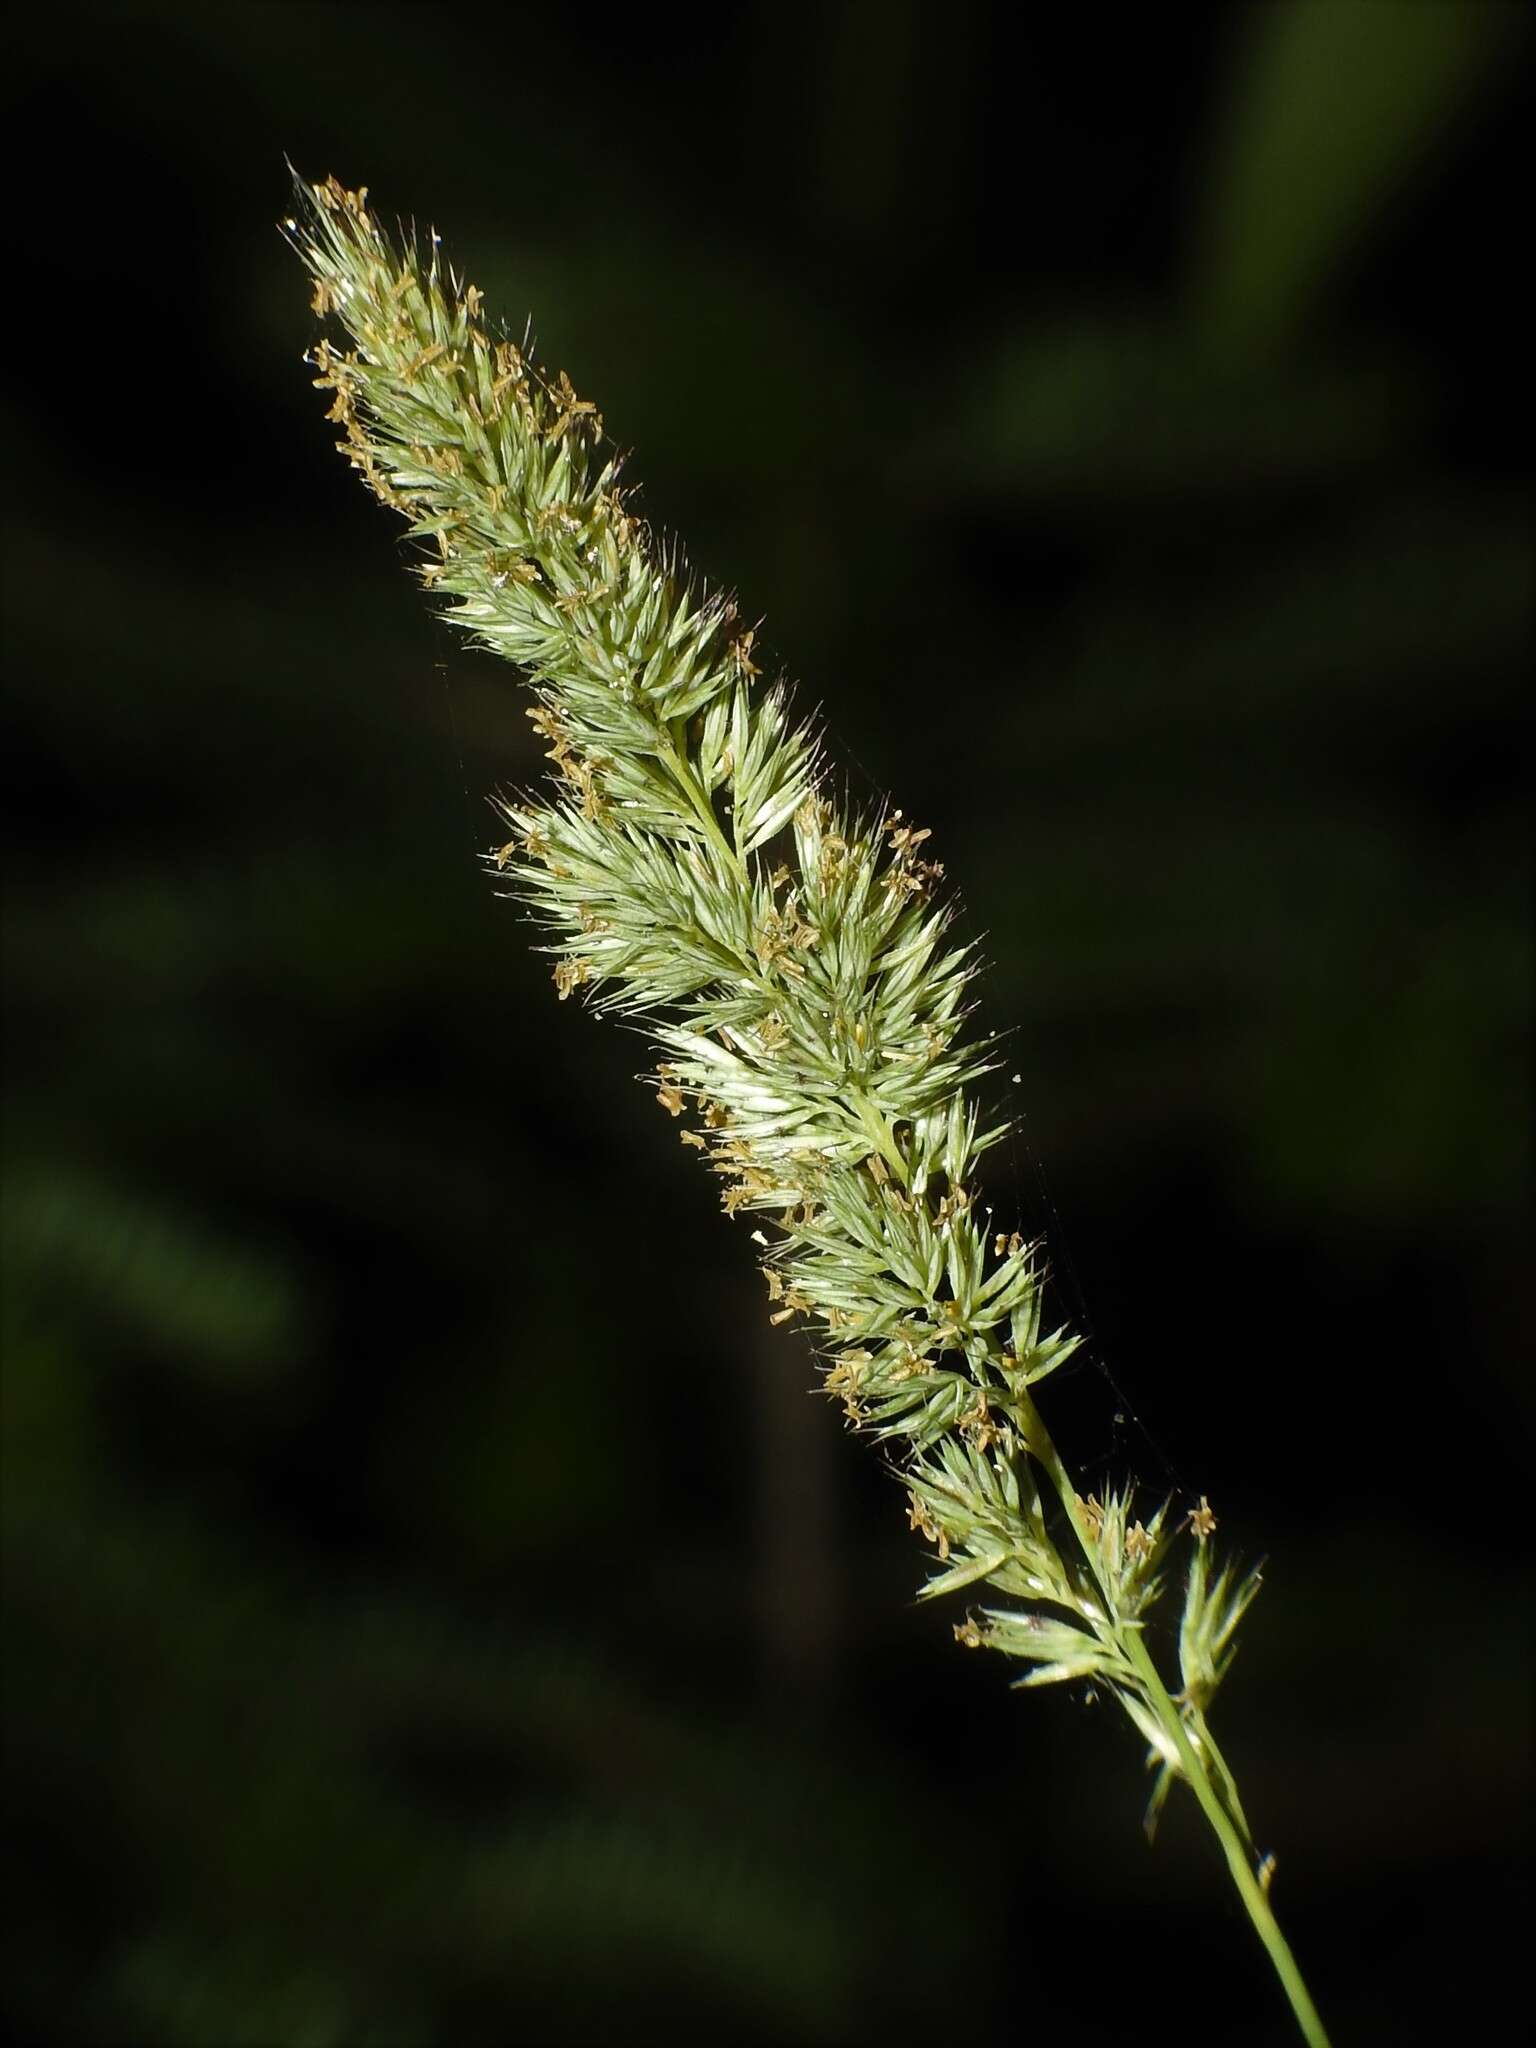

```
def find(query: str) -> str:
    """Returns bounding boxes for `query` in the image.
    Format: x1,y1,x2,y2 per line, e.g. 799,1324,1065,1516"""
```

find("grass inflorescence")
286,174,1331,2047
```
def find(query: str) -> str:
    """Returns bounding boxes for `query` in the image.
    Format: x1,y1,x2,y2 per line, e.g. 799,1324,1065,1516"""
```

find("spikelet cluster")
287,175,1259,1822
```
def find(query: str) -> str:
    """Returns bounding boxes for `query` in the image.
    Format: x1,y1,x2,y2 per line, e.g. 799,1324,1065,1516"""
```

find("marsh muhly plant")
286,175,1332,2048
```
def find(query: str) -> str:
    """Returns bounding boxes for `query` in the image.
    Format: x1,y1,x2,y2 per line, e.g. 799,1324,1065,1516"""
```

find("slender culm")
286,174,1331,2048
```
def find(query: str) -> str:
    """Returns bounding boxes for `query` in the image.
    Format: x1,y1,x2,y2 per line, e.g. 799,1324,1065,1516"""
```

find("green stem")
1190,1706,1257,1852
1016,1389,1332,2048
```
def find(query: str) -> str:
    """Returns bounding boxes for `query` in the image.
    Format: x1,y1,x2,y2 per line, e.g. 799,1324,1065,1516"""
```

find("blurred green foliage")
3,4,1529,2043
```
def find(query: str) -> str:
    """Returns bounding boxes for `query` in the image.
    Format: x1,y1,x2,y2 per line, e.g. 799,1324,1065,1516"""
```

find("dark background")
3,4,1530,2044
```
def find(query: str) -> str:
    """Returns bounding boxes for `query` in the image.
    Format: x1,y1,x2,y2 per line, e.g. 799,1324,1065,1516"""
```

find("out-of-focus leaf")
5,1163,309,1380
938,318,1428,504
1196,0,1521,349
